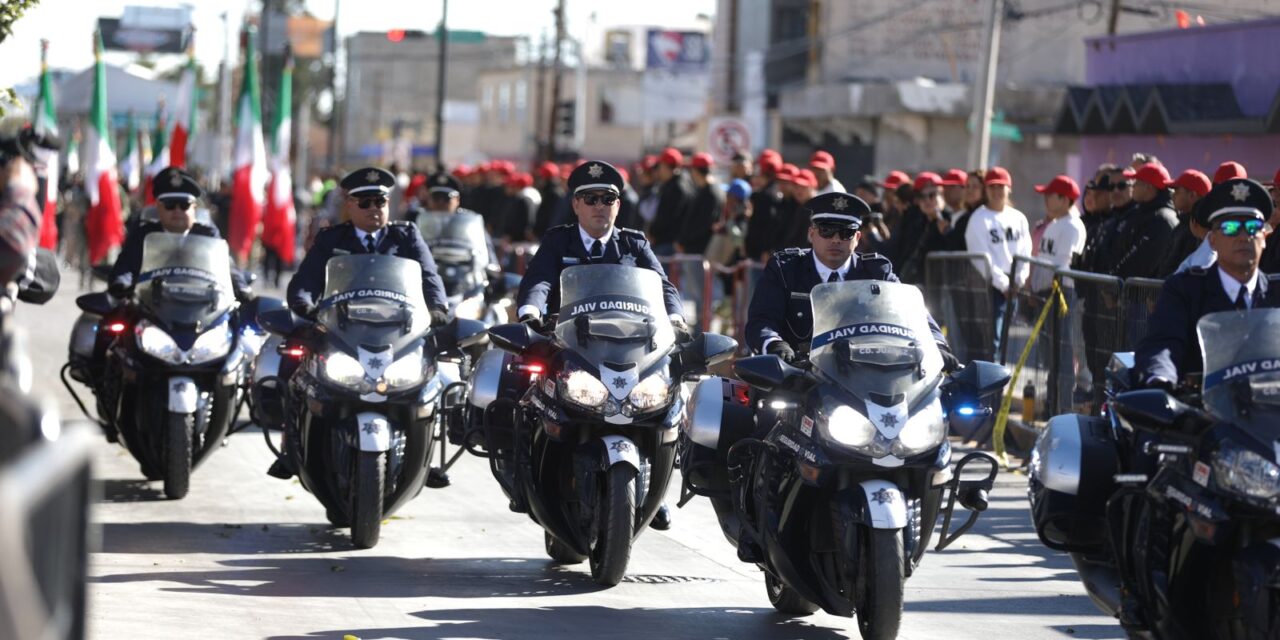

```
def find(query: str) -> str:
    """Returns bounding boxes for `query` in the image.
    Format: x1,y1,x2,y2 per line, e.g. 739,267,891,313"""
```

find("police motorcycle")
1030,310,1280,639
471,264,736,586
680,280,1007,639
418,210,511,325
253,254,486,549
65,234,257,499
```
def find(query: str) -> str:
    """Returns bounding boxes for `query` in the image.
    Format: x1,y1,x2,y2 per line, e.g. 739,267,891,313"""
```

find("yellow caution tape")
992,280,1068,468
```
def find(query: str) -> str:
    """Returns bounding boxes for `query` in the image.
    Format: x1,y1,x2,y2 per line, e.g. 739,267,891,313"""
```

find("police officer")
1135,178,1280,387
515,159,687,337
414,173,500,265
745,192,956,369
287,166,449,325
107,167,219,296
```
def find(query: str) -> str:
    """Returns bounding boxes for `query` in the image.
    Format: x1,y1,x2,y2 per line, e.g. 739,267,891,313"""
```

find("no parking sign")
706,117,751,165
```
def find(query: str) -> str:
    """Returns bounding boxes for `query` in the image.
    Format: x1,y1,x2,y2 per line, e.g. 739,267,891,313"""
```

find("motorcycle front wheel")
163,412,193,499
854,528,905,640
766,572,819,616
350,451,385,549
589,464,636,586
545,531,587,564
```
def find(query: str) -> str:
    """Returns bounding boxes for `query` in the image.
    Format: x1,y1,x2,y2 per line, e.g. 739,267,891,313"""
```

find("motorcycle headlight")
136,320,184,364
382,350,426,388
323,351,366,386
825,404,876,448
892,399,946,457
628,372,671,412
560,368,608,409
188,324,234,364
1212,442,1280,500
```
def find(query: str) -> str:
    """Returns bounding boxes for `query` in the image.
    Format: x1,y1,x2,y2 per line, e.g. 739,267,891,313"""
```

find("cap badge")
366,170,380,183
832,196,849,211
1231,183,1250,202
587,163,604,179
169,173,182,187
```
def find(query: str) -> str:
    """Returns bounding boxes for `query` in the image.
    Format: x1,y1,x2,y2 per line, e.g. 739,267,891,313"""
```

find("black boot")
426,467,451,488
267,458,294,480
650,504,673,530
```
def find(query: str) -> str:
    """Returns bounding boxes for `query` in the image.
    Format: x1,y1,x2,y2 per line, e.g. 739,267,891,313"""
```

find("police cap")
567,160,623,196
341,166,395,196
428,173,461,197
1203,178,1273,224
153,166,202,202
804,192,868,230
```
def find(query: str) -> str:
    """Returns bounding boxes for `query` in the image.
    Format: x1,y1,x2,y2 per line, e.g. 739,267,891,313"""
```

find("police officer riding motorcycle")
679,193,1007,639
412,173,509,325
253,167,483,548
1029,178,1280,639
65,168,259,499
467,160,730,586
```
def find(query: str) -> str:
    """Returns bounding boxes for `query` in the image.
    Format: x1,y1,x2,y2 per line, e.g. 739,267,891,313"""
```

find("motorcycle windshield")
318,254,429,348
1199,309,1280,440
427,212,488,295
810,280,944,403
137,233,235,327
554,264,675,373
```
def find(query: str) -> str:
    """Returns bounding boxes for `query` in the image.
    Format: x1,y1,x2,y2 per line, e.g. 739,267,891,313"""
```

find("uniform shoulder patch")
1183,266,1210,276
388,220,412,227
617,226,646,237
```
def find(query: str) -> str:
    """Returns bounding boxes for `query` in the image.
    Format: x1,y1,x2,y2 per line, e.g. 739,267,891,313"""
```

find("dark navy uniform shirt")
516,223,682,318
1135,266,1280,384
286,220,448,317
745,248,948,354
108,221,220,292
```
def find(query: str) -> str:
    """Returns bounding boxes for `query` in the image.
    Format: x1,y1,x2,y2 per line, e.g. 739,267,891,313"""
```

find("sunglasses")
815,225,856,240
354,196,388,209
578,193,618,206
1217,219,1265,238
160,199,192,211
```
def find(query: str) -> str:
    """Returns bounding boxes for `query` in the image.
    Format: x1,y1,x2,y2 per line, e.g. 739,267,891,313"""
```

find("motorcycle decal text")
563,295,655,319
811,322,917,350
1204,357,1280,389
138,266,221,284
316,288,412,311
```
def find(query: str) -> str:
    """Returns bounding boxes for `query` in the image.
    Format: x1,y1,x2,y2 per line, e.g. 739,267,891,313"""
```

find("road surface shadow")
99,521,354,555
97,478,167,503
266,605,851,640
90,555,618,599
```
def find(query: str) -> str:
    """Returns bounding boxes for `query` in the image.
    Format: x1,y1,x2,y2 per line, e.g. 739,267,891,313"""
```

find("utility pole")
1106,0,1122,35
546,0,565,162
434,0,449,171
216,11,231,188
725,0,739,112
967,0,1004,170
327,0,342,170
533,31,548,162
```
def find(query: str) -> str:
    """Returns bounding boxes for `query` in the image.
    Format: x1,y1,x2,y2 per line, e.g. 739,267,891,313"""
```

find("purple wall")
1080,135,1280,184
1085,18,1280,116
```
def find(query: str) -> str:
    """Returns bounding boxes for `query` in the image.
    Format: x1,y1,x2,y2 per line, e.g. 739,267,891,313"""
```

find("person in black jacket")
108,167,220,295
744,152,783,262
1156,169,1211,276
899,173,953,284
532,162,565,238
648,148,693,255
1112,163,1179,279
677,153,722,256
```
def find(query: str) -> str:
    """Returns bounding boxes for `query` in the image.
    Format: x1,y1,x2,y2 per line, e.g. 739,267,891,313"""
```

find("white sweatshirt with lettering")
963,204,1033,293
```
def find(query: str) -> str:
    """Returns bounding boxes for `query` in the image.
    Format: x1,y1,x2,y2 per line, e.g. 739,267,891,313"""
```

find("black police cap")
153,166,203,201
804,192,869,230
428,173,461,197
567,160,623,195
341,166,395,196
1203,178,1273,224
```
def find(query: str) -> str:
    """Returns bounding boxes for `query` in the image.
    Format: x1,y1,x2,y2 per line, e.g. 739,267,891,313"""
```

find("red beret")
941,169,968,186
691,152,714,169
913,172,943,192
1171,169,1211,197
809,150,834,170
659,147,684,167
1214,161,1248,184
1129,163,1171,189
793,169,818,188
1034,175,1081,202
882,170,911,189
984,166,1012,186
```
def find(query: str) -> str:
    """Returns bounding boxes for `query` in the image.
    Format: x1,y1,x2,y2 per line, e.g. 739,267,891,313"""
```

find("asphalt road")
19,276,1122,640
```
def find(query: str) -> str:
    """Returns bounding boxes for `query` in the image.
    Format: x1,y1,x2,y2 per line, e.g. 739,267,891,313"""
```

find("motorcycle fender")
355,411,391,452
600,434,640,471
168,376,198,413
859,479,907,530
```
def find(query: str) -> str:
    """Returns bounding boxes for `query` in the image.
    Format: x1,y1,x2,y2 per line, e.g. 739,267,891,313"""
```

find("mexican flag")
169,46,197,168
33,39,59,250
263,47,296,265
228,26,268,264
118,116,141,193
83,31,123,265
143,105,169,204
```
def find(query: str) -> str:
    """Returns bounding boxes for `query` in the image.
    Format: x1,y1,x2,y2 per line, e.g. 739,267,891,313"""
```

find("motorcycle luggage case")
1028,414,1118,553
680,376,754,498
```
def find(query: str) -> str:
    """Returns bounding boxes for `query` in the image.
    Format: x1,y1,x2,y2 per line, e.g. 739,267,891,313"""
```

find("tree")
0,0,41,113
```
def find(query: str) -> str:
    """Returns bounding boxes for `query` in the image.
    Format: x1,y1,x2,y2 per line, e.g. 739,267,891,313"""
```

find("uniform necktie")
1236,286,1249,310
590,239,603,261
827,271,841,283
365,234,377,254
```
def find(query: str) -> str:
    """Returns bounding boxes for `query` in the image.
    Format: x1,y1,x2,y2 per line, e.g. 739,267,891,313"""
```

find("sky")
0,0,716,88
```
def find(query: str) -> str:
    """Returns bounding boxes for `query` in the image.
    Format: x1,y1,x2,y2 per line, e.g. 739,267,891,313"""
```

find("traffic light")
387,29,405,42
556,100,575,142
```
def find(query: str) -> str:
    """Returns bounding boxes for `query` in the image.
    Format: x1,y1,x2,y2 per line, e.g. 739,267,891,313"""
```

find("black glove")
671,316,693,343
1145,376,1176,392
519,313,543,332
939,344,960,373
429,308,451,327
766,340,796,363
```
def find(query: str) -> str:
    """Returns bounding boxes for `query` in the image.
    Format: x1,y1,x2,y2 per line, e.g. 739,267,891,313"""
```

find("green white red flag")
263,47,296,265
169,41,197,168
228,26,268,264
33,39,58,250
83,31,123,264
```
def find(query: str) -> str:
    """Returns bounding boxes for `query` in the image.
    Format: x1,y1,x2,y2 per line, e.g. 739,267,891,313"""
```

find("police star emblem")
1232,183,1251,202
587,163,604,178
366,170,380,184
832,196,849,211
880,413,898,428
618,254,637,267
612,376,628,389
871,487,896,505
366,356,385,369
361,421,380,435
169,173,183,187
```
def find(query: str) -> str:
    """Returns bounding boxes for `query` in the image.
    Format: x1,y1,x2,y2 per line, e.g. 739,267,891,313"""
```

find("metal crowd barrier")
998,256,1060,425
1050,269,1125,416
1118,277,1165,351
924,252,997,364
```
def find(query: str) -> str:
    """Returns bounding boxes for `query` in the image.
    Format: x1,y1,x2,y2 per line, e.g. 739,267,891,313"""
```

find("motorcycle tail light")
107,322,127,334
281,345,305,358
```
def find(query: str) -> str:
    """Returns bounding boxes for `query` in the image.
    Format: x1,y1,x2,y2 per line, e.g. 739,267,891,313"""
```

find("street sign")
645,30,709,72
707,117,751,165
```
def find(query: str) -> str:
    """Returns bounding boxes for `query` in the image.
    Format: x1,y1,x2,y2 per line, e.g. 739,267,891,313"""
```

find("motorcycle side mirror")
949,360,1012,397
1112,389,1209,434
489,322,543,355
76,292,115,316
259,308,303,336
702,333,738,367
732,354,810,391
